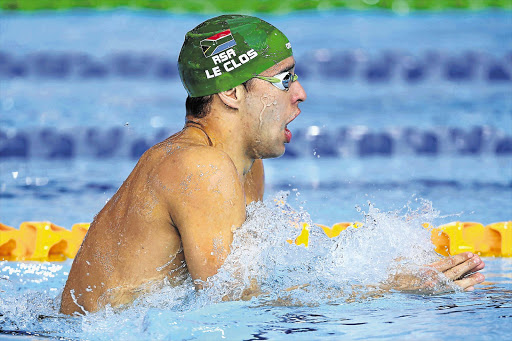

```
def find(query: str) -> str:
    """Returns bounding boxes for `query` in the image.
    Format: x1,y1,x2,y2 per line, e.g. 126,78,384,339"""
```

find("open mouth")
284,127,292,143
284,110,301,143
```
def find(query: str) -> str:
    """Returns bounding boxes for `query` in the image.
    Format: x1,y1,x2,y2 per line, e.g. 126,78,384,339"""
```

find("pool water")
1,10,512,340
1,256,511,340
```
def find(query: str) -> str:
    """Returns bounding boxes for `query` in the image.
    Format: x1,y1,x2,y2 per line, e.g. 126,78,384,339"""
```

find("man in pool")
60,15,485,315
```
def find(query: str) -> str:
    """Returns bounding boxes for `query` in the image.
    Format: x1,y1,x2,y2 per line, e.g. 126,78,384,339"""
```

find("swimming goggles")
254,71,298,91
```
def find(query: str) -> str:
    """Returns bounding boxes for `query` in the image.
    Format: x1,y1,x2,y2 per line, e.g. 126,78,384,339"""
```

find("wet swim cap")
178,15,293,97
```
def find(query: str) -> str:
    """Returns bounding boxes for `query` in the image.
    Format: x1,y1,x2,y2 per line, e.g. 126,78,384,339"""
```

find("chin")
256,147,284,160
252,139,286,159
267,146,286,159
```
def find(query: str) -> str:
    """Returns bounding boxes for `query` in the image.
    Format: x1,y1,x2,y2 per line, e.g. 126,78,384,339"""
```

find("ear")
217,85,245,110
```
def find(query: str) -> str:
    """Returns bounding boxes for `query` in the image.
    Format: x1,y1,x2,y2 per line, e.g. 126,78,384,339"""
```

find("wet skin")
383,252,486,293
60,56,484,315
60,57,306,315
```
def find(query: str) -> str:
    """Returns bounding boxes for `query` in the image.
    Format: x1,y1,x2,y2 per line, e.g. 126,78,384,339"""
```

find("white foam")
0,194,457,339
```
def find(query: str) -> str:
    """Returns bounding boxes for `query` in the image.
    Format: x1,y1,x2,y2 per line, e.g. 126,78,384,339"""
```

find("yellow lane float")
288,221,511,257
0,222,89,261
428,221,511,257
0,221,511,261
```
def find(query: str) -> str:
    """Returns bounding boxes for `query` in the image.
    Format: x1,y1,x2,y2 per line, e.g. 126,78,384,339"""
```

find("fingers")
429,252,474,272
471,260,485,273
428,252,486,292
454,272,485,291
443,254,483,280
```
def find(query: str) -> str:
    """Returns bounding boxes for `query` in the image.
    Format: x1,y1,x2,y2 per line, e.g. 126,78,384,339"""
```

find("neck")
185,107,254,177
184,120,213,146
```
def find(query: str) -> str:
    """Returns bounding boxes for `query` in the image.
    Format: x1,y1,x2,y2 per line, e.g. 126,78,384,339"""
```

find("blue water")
1,257,512,340
1,10,512,340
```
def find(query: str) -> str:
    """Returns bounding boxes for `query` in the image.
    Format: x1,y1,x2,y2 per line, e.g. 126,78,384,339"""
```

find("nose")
291,79,307,103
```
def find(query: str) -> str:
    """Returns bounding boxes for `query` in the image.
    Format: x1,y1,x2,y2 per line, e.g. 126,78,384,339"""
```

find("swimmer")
60,15,485,315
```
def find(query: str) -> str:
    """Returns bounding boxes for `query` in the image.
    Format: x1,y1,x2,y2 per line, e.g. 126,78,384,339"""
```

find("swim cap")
178,15,293,97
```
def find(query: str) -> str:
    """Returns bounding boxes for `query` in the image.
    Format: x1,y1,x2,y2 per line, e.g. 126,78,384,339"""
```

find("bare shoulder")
134,137,236,181
152,142,239,183
146,142,244,220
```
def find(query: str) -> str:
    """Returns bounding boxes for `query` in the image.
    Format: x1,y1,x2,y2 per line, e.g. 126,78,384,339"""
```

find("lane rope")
1,220,510,261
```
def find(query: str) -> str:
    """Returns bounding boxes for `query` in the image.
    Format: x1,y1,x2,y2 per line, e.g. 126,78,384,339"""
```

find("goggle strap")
255,75,281,83
254,72,298,90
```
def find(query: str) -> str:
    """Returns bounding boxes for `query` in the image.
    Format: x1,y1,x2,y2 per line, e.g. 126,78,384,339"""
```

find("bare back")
60,127,264,315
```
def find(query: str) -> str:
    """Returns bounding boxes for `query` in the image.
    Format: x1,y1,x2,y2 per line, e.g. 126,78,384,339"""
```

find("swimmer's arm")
320,253,487,301
379,252,486,294
244,159,264,205
163,151,246,288
240,252,486,303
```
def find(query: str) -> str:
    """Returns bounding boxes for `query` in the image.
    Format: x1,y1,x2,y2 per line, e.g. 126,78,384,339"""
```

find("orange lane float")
0,221,511,261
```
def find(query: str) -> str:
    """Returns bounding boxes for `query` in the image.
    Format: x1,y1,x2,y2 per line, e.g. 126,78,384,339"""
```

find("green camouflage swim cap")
178,15,293,97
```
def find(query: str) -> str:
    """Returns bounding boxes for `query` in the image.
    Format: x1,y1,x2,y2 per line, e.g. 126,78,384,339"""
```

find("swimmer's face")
242,56,307,159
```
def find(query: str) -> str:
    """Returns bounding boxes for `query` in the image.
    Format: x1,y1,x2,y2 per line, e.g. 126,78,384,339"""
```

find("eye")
282,73,291,89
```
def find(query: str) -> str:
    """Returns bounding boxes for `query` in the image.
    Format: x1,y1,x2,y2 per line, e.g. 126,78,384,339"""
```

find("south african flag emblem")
200,29,237,58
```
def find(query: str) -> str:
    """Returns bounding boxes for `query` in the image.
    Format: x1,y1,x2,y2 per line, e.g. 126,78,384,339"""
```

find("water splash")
191,192,445,307
0,193,454,339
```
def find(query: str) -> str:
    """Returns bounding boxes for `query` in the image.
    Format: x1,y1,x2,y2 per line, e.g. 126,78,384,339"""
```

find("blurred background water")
1,8,510,227
0,2,511,340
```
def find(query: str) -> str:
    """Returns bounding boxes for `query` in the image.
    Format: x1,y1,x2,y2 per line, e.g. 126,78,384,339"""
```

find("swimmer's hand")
381,252,485,294
429,252,485,291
